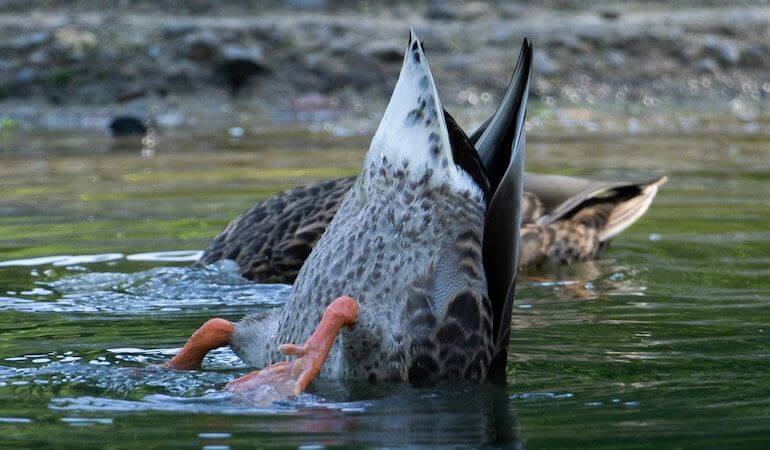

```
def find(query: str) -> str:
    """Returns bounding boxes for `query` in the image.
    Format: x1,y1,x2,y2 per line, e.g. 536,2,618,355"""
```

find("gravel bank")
1,1,769,134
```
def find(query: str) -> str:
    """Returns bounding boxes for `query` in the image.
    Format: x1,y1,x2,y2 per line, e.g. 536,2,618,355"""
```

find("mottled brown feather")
199,174,661,281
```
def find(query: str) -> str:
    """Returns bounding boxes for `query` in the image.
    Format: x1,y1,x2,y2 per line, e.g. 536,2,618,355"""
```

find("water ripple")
0,261,290,314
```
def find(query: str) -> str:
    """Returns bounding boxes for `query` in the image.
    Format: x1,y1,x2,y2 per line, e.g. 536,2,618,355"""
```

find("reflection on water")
1,128,769,448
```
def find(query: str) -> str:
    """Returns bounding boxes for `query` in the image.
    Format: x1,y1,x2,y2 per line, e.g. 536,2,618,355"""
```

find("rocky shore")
1,1,769,134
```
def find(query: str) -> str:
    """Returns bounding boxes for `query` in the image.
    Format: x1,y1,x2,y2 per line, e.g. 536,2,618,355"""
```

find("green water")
0,128,769,448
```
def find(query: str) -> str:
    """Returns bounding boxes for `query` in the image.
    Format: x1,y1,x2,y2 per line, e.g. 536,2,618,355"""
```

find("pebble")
695,57,718,74
361,40,403,63
533,49,559,76
701,36,740,66
182,31,222,62
109,116,148,137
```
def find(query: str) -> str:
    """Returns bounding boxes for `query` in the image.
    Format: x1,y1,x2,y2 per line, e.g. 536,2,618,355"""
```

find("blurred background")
1,0,769,136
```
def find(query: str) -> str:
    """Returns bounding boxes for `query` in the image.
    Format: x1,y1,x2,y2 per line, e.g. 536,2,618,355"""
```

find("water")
1,127,769,448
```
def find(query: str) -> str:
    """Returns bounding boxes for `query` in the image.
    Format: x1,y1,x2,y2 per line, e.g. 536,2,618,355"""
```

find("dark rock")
162,23,196,39
598,8,621,20
109,116,148,137
426,1,488,21
533,49,559,76
701,36,740,66
218,44,267,94
739,44,765,68
361,41,403,63
182,31,222,61
425,2,459,20
284,0,326,10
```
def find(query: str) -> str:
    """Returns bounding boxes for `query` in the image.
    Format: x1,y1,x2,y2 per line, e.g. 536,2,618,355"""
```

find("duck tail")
598,175,668,241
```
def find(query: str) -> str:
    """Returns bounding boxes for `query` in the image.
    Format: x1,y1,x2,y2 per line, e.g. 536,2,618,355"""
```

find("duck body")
223,32,531,383
232,158,492,380
198,173,665,283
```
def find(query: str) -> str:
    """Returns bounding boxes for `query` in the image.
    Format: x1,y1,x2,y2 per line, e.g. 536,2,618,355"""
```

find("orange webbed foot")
226,296,358,403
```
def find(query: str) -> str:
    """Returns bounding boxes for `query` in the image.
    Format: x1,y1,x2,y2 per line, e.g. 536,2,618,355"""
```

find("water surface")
1,127,769,448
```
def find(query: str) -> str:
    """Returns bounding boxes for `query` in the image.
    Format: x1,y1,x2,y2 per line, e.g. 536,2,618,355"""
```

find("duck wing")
197,177,353,283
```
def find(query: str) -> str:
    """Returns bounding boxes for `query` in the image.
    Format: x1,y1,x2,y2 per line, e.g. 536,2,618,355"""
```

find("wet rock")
109,116,148,137
598,8,621,20
162,23,196,39
425,2,459,20
328,36,357,56
361,40,403,63
445,54,471,71
552,34,589,53
426,1,488,21
182,31,222,62
533,49,559,76
250,24,287,44
9,31,51,51
739,44,765,68
156,112,185,128
218,44,267,94
284,0,326,10
498,3,522,19
29,49,50,65
487,26,518,46
701,36,740,66
14,67,38,85
604,50,625,67
695,57,718,74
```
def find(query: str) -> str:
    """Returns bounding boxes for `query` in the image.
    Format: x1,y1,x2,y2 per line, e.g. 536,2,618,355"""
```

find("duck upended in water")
163,33,531,400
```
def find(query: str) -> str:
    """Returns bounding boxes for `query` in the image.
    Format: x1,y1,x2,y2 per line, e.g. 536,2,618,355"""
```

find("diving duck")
163,32,531,400
197,148,665,283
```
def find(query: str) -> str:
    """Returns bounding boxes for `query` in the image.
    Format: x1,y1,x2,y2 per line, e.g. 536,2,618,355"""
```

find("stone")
598,8,621,20
445,54,471,71
218,44,267,94
14,67,37,85
695,57,718,74
109,116,148,137
182,31,222,62
361,40,403,63
701,36,740,66
8,31,51,51
604,50,625,67
739,44,765,68
533,49,559,76
425,2,459,20
426,1,488,21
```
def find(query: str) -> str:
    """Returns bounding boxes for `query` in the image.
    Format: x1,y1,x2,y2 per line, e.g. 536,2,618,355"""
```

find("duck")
163,32,532,401
197,142,665,283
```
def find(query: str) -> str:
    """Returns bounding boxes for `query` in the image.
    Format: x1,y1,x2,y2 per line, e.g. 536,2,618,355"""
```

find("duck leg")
226,295,358,397
163,318,235,370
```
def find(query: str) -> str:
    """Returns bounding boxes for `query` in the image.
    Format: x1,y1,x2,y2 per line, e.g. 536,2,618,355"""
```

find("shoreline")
1,2,769,133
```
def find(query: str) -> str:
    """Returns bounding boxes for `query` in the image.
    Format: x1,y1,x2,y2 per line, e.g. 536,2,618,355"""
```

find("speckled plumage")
228,32,531,383
197,177,350,283
234,160,493,381
199,173,665,282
